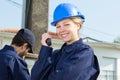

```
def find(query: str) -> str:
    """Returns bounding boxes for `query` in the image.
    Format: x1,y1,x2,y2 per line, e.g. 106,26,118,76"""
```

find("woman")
31,3,100,80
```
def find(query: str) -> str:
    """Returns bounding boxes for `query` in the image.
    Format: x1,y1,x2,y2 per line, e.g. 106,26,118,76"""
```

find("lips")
61,34,67,38
59,31,68,37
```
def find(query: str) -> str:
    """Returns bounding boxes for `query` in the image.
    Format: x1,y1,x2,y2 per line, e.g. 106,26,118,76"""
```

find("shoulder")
76,41,93,50
74,42,94,57
0,48,26,65
0,49,16,59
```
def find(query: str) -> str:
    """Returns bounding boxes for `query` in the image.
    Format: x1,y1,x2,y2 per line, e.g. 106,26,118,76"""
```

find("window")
102,70,116,80
100,57,116,80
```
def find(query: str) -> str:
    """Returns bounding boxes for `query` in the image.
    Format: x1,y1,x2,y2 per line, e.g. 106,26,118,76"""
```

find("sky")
0,0,120,43
0,0,23,29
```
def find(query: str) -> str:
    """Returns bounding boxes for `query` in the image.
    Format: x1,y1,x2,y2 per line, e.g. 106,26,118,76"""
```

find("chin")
62,39,70,42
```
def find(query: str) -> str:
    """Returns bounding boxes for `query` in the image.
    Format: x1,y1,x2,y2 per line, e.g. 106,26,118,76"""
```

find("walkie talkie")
45,30,52,46
46,38,52,46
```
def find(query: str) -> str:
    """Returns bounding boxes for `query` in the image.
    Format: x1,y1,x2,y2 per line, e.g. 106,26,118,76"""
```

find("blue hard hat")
51,3,85,26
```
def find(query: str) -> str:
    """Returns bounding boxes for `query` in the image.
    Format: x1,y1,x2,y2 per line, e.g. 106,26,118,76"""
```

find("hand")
41,33,51,46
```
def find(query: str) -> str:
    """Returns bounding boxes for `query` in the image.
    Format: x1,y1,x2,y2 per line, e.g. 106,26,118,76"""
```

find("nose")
59,27,65,33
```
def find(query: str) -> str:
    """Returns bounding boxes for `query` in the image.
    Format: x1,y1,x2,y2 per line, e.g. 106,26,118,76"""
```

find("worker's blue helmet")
51,3,85,26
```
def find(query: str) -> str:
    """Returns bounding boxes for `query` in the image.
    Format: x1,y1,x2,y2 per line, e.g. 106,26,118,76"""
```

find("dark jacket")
0,45,30,80
31,39,100,80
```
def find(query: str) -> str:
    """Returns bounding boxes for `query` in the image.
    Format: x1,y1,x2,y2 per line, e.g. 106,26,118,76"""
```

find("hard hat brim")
51,15,85,26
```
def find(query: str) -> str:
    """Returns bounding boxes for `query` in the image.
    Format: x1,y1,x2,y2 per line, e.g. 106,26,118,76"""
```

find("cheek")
26,48,29,53
23,50,27,55
70,28,78,36
70,27,76,32
73,25,79,31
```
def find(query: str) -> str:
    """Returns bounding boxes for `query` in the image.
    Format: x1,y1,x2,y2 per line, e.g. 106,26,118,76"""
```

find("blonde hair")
70,16,84,36
70,16,84,28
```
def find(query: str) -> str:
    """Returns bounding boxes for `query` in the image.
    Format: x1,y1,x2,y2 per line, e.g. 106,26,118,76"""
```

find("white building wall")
91,45,120,80
117,59,120,80
0,32,14,49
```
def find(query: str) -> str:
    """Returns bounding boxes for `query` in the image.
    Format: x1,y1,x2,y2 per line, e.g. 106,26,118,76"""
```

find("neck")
11,44,19,54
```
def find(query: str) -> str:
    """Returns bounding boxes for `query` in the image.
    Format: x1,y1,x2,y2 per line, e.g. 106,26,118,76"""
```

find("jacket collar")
61,38,83,53
2,45,16,52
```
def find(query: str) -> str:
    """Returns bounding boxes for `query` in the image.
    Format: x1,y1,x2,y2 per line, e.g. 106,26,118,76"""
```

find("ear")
76,23,81,30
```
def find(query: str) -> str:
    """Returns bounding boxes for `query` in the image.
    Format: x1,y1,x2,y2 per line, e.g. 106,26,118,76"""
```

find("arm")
31,45,53,80
31,33,53,80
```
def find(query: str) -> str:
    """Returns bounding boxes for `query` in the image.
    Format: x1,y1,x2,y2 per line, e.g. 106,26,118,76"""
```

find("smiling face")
56,17,82,45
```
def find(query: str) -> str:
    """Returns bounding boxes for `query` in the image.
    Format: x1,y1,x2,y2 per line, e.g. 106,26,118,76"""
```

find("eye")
56,25,61,28
63,23,70,27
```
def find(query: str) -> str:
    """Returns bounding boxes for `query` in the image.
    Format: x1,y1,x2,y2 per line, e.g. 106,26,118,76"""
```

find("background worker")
0,28,35,80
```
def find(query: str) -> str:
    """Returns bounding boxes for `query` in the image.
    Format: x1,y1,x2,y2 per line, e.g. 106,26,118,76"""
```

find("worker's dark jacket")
31,39,100,80
0,45,30,80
